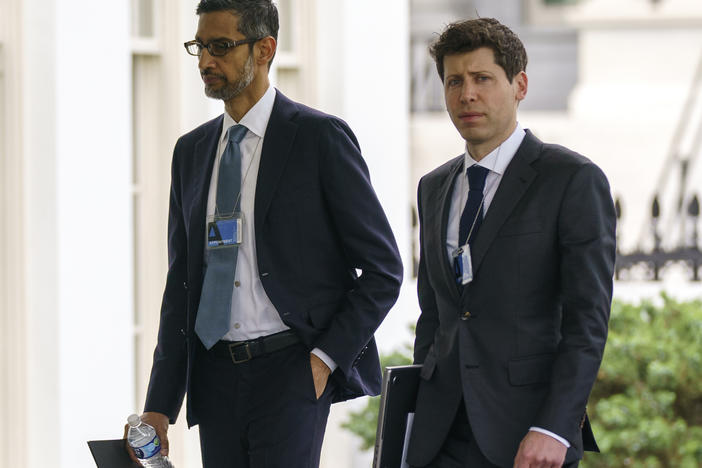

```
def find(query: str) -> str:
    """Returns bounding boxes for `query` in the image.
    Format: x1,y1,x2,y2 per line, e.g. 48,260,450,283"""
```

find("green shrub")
583,295,702,467
343,295,702,466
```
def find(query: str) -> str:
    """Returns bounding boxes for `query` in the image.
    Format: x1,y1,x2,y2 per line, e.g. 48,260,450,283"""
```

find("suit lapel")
469,131,541,276
254,91,299,236
435,157,464,302
189,115,223,278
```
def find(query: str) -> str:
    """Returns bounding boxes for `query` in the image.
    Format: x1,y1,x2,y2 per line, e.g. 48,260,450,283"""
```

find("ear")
254,36,277,67
514,71,528,101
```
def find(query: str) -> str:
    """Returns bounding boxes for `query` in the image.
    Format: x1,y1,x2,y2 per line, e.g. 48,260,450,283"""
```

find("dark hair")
430,18,527,83
196,0,279,42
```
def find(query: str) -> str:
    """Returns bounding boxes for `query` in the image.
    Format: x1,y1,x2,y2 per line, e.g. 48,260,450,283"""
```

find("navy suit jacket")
144,90,403,427
407,131,616,467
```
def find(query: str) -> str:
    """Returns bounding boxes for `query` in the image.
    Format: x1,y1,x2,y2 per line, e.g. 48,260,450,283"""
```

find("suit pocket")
508,353,555,386
300,349,320,402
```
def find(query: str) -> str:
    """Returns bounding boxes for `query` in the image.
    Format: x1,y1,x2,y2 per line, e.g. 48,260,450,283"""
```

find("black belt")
209,330,301,364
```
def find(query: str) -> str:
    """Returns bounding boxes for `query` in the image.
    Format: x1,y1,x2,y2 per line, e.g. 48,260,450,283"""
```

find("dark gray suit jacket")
407,130,616,467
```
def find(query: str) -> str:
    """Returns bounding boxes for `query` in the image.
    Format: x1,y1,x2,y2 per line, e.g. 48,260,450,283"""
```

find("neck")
466,143,496,162
224,74,270,122
466,121,517,161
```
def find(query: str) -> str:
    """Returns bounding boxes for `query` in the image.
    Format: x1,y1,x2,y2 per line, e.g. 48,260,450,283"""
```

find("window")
272,0,317,105
131,0,160,54
277,0,296,56
410,39,445,112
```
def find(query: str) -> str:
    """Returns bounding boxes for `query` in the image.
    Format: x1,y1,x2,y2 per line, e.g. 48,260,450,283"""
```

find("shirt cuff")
529,427,571,448
311,348,338,372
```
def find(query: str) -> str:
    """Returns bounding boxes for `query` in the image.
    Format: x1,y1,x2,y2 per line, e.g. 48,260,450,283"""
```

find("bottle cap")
127,414,141,427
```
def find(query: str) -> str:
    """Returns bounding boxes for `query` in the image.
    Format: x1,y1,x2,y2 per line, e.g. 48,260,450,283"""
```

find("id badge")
207,212,243,249
453,245,473,285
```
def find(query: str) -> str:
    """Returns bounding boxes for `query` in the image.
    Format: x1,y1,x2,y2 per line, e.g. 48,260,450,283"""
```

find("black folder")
373,364,423,468
87,439,139,468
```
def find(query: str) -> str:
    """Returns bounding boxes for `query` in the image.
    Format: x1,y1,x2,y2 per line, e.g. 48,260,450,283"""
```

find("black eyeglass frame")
183,38,261,57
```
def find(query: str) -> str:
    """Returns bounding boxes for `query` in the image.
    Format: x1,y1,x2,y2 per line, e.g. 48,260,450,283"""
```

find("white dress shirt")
445,122,571,449
205,85,336,371
446,123,525,262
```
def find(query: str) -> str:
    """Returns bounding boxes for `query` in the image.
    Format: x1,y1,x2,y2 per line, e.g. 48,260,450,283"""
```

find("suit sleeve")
311,118,403,378
143,140,189,424
533,161,616,444
414,177,440,364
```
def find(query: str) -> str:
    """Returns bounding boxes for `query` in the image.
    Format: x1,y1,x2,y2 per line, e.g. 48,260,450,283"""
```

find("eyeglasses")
183,38,261,57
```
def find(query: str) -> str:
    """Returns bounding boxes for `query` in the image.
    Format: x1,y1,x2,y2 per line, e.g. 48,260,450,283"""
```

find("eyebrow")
467,70,493,76
194,35,234,43
446,70,494,79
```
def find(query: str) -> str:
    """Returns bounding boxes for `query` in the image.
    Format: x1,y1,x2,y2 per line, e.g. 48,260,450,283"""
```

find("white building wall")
313,1,414,466
6,1,135,467
564,0,702,304
21,0,62,463
566,0,702,256
335,0,414,354
1,0,30,466
54,1,134,467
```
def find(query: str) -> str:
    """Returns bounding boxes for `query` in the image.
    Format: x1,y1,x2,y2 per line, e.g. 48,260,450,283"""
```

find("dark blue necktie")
196,124,248,349
458,164,489,247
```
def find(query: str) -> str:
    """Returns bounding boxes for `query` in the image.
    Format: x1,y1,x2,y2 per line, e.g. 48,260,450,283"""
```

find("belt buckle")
229,342,252,364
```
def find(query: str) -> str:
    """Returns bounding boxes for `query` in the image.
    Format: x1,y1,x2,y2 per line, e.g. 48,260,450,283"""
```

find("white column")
53,1,134,467
1,0,29,466
316,0,415,354
315,2,413,467
20,1,61,467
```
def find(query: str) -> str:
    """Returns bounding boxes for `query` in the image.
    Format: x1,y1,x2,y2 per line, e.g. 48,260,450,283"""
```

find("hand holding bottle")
124,412,172,467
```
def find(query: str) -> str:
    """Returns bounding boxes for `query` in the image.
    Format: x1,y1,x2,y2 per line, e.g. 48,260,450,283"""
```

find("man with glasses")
126,1,403,466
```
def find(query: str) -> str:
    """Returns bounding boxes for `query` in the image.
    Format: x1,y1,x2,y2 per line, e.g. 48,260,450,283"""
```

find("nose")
198,48,216,71
460,81,476,104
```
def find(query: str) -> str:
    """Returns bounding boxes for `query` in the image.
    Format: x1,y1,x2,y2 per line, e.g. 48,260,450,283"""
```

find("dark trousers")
412,401,579,468
191,341,335,468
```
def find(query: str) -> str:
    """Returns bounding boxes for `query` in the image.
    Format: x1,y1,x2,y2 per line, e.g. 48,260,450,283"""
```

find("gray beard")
204,53,254,101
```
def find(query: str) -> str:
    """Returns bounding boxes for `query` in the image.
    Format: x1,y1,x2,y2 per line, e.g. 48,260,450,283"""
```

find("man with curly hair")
407,18,615,468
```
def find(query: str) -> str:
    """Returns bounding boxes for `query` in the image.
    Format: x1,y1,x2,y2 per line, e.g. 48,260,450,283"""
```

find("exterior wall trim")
0,0,28,466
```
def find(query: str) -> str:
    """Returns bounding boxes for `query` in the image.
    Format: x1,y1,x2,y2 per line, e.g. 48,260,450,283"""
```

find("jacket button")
461,311,471,320
183,281,188,290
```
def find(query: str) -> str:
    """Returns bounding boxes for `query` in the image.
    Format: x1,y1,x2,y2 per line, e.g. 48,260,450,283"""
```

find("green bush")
583,295,702,467
343,295,702,466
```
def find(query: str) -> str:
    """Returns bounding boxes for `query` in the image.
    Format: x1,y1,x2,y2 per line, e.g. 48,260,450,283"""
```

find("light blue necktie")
196,124,248,349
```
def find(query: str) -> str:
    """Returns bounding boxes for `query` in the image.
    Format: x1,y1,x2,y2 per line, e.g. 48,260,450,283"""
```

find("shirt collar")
464,122,526,175
219,85,276,144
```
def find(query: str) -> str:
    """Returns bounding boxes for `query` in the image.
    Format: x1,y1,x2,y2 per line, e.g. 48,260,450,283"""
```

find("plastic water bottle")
126,414,174,468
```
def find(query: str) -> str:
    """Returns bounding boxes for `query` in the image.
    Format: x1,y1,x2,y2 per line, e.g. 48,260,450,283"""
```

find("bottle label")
134,435,161,459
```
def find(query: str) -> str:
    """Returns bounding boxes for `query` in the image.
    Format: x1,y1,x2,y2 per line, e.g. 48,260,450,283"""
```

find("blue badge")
207,213,243,249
